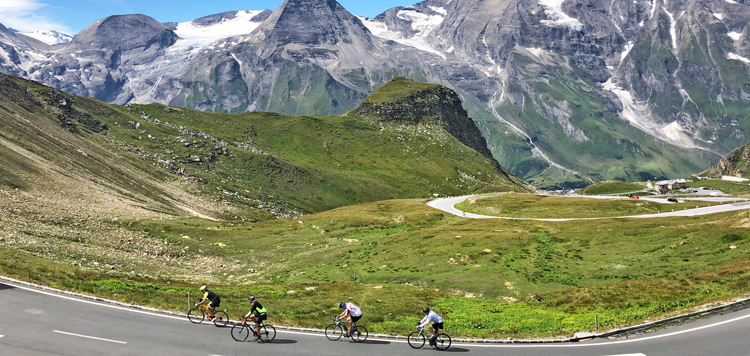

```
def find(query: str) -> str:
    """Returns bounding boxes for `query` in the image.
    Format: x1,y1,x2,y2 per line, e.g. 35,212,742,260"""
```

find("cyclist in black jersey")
198,285,220,320
241,296,267,339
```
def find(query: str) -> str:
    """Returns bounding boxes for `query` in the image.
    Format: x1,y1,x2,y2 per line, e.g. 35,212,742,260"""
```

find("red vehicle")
629,195,639,199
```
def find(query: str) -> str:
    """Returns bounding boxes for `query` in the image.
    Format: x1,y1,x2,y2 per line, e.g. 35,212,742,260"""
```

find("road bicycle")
187,303,229,327
325,316,368,342
231,317,276,342
408,325,451,350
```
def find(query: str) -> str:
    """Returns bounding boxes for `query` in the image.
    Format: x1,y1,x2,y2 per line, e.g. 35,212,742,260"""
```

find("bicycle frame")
335,317,361,333
240,318,266,337
408,325,450,350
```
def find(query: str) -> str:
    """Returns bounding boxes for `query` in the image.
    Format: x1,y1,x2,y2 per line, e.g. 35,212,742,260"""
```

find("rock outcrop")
702,144,750,178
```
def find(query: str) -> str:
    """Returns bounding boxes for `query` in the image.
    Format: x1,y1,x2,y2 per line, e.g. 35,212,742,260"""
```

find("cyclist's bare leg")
347,316,353,336
207,306,215,319
428,324,436,338
249,314,260,337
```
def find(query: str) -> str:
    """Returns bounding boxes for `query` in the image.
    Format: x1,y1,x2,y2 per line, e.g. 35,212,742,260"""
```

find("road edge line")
3,274,750,345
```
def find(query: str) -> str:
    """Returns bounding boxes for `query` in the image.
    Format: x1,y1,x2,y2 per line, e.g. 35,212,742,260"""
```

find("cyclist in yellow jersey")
241,296,267,339
198,285,220,320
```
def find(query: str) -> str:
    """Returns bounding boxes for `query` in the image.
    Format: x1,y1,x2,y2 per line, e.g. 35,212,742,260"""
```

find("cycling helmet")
339,302,346,309
248,296,255,302
423,307,430,314
200,285,207,291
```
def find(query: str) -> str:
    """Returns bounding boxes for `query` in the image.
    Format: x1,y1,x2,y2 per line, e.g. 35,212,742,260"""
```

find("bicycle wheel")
259,324,276,342
231,324,250,342
434,333,451,350
325,324,343,341
407,331,425,348
351,325,368,343
212,311,229,327
187,307,204,324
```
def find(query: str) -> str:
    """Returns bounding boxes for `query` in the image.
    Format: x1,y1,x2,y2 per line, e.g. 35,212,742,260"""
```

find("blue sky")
0,0,414,34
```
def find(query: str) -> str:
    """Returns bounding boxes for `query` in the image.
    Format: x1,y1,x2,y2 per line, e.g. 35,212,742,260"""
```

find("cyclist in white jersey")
338,302,362,337
418,307,443,344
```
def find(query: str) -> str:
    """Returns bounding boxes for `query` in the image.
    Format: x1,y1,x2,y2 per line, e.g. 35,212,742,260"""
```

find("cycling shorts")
209,298,221,308
256,313,267,322
433,322,443,330
350,315,362,323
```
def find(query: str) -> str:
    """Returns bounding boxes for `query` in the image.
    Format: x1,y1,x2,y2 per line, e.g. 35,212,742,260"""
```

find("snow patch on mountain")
728,31,742,41
395,8,445,37
20,30,73,45
359,12,447,60
538,0,583,30
0,46,10,64
728,52,750,64
429,6,447,15
174,10,265,46
713,12,723,20
620,41,634,65
662,4,679,52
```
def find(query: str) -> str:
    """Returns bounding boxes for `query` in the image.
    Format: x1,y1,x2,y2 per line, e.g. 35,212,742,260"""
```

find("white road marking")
5,281,750,349
53,330,127,344
447,310,750,348
0,335,4,338
604,354,647,356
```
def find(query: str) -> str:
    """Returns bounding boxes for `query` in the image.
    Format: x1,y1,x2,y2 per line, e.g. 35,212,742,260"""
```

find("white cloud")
0,0,72,34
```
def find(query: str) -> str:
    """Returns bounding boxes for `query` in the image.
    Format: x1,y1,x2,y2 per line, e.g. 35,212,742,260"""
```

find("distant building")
654,179,687,194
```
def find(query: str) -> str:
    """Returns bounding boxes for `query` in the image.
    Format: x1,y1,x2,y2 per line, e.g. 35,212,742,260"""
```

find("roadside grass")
4,198,750,338
453,193,717,219
580,181,646,195
687,179,750,197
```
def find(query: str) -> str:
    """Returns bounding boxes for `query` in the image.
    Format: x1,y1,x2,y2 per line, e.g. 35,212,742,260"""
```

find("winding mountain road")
427,195,750,221
2,280,750,355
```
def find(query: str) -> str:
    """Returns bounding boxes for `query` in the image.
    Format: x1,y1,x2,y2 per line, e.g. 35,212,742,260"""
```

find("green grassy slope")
455,193,716,218
0,73,526,221
4,196,750,338
5,73,750,339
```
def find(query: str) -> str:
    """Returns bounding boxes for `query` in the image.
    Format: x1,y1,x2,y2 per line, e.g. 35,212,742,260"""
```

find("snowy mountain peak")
20,30,73,45
173,10,271,46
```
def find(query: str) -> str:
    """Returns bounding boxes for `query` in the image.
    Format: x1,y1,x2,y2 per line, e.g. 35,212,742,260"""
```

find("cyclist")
241,296,267,339
197,285,220,320
338,301,362,337
417,307,443,345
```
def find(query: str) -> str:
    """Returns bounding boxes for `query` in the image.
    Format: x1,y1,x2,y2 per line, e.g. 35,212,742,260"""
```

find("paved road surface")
428,195,750,221
1,281,750,355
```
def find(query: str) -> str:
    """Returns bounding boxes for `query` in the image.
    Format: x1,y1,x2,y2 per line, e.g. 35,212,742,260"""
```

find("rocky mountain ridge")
2,0,750,188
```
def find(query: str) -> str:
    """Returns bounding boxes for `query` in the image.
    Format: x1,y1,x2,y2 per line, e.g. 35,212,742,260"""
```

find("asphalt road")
2,281,750,355
427,195,750,221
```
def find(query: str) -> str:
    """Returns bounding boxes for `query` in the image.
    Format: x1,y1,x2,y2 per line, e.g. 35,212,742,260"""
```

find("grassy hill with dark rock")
3,72,750,340
0,73,528,223
701,143,750,179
